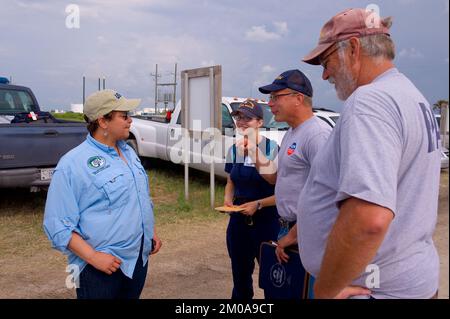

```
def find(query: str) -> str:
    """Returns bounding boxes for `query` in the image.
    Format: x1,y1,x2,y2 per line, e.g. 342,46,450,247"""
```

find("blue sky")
0,0,448,112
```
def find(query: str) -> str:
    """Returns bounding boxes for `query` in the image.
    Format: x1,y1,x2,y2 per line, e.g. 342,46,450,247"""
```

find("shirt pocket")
133,160,149,192
93,172,130,210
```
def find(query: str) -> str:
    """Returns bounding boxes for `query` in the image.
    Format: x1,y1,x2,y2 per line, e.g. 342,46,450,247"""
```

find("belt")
279,218,296,229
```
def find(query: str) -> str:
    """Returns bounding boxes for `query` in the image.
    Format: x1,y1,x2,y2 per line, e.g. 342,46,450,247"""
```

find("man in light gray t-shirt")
276,117,331,223
258,69,331,266
300,8,441,299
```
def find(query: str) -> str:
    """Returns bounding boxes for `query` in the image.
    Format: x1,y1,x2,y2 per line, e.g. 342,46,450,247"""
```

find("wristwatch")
257,201,263,210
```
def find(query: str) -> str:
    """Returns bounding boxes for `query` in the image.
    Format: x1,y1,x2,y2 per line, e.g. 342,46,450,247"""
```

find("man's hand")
314,285,372,299
275,245,290,263
86,251,122,275
275,225,298,263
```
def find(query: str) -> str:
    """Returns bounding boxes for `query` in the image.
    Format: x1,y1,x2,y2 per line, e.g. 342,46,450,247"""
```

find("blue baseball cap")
231,99,264,119
258,69,313,97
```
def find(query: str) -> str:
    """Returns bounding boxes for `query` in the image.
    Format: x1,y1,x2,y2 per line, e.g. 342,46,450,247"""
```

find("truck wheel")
127,139,138,154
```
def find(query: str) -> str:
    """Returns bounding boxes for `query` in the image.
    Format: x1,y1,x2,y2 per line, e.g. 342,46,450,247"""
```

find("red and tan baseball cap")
303,8,391,65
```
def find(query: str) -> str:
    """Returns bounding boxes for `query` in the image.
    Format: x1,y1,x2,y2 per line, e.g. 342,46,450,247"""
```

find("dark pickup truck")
0,77,87,189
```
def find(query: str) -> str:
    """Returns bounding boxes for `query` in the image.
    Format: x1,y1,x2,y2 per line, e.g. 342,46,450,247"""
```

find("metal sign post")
209,67,215,209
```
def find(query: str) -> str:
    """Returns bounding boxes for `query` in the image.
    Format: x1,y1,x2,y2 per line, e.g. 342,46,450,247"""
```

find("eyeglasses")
232,114,254,122
269,92,299,102
115,112,131,121
320,45,339,70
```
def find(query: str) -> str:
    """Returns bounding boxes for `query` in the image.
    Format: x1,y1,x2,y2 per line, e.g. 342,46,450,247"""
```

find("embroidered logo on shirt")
87,156,106,169
287,143,296,156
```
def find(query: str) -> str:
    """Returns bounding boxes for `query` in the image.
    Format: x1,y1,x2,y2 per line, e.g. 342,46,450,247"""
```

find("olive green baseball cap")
83,89,141,121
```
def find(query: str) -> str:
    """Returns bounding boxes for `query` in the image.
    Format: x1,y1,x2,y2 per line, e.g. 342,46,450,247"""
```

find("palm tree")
433,99,449,112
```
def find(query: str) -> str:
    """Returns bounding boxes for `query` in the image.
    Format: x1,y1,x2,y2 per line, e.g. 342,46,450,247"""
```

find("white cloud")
245,21,288,42
97,35,106,44
246,25,280,42
399,48,424,59
261,65,275,73
16,1,53,11
201,60,216,67
252,65,278,91
273,21,289,35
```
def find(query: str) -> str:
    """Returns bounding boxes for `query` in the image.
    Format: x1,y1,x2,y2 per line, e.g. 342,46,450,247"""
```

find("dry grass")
0,158,226,259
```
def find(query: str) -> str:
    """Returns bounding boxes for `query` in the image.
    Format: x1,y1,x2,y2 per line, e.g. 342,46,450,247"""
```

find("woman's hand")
239,201,258,216
224,197,234,207
236,137,257,160
87,251,122,275
151,234,162,255
224,176,234,207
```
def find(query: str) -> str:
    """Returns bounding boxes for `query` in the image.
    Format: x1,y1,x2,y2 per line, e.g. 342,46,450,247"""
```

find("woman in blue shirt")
43,90,162,299
223,99,280,299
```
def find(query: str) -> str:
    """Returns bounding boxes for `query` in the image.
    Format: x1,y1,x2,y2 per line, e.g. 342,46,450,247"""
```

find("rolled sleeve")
43,168,81,254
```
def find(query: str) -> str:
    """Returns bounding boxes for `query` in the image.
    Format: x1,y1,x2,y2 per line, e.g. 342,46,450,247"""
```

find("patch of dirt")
0,172,447,299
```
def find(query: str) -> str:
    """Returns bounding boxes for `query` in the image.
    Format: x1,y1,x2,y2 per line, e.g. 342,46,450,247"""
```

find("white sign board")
181,65,222,132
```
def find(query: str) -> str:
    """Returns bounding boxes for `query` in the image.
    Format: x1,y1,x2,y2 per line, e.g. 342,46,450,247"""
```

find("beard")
329,60,357,101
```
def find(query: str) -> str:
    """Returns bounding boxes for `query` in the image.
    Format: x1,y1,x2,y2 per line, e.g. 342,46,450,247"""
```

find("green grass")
146,158,226,224
0,158,227,256
51,112,85,122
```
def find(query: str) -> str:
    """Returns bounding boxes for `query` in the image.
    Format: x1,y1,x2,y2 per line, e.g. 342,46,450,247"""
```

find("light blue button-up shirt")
43,134,155,279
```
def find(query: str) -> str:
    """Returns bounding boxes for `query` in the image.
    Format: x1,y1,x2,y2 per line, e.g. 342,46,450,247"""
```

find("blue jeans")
76,240,148,299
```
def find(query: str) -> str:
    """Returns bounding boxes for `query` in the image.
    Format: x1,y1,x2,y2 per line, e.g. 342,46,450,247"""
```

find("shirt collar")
86,134,129,156
372,67,399,84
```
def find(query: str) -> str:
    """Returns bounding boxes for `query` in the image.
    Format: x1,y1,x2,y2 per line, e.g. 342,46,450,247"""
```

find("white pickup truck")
127,97,340,178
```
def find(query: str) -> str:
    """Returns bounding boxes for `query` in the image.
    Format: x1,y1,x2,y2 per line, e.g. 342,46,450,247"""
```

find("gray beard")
332,59,357,101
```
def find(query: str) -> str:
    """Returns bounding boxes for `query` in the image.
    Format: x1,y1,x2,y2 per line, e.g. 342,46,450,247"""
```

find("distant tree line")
51,112,85,122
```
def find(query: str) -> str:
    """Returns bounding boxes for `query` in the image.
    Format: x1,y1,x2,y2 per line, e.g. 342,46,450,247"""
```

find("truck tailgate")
0,123,87,169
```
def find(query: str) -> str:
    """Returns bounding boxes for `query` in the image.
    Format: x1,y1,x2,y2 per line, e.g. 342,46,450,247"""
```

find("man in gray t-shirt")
276,118,331,223
258,69,331,264
300,8,441,299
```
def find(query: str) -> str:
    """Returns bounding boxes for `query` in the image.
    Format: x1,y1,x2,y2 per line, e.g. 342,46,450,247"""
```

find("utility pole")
150,64,178,114
150,64,161,114
173,63,177,109
103,77,106,90
82,76,85,105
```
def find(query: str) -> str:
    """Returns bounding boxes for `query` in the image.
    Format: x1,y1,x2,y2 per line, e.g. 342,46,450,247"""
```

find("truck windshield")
230,102,290,130
0,89,35,114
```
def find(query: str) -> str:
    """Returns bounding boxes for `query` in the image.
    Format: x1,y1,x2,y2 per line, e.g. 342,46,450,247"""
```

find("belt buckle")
279,218,288,228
